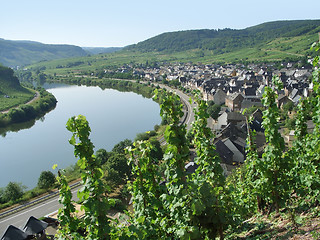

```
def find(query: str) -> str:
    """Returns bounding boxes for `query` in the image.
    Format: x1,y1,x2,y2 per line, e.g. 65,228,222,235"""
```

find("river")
0,83,161,189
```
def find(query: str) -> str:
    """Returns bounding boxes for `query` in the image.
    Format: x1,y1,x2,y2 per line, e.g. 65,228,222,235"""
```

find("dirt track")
0,91,40,114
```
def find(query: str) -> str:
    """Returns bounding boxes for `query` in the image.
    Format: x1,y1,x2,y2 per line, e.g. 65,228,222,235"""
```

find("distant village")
108,60,314,174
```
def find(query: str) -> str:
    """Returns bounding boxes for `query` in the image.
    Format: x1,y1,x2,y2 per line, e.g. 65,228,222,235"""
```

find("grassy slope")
0,39,88,67
225,206,320,239
0,66,34,111
25,35,317,75
25,31,320,77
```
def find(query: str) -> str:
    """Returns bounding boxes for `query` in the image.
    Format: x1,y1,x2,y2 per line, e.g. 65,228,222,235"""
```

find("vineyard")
55,42,320,239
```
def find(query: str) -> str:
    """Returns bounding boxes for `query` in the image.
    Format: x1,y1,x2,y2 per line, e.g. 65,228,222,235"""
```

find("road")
0,185,81,234
0,83,195,235
0,91,40,114
158,84,196,130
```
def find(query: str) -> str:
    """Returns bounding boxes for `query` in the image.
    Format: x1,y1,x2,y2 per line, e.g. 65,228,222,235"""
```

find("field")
0,87,35,112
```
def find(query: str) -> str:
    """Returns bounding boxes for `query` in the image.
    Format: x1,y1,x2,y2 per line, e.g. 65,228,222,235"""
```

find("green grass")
0,87,35,111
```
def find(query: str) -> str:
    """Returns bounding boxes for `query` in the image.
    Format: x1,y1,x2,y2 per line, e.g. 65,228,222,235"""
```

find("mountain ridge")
125,19,320,53
0,39,88,67
3,19,320,70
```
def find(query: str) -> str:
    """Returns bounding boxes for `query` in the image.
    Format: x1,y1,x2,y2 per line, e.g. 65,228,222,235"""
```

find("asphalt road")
0,83,195,235
174,88,196,129
158,84,196,129
0,185,81,235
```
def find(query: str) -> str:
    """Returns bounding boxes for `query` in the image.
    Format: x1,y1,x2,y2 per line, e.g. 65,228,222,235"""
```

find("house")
225,92,244,111
227,112,246,125
222,138,244,164
1,216,50,240
179,76,187,85
232,137,247,155
215,140,233,165
256,85,266,97
23,216,48,239
250,119,264,132
242,86,257,96
252,109,263,122
288,88,299,100
240,99,263,112
212,89,226,105
291,94,302,105
1,225,30,240
277,95,292,109
214,111,230,131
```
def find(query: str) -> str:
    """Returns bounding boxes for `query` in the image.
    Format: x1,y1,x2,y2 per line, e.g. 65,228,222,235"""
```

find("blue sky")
1,0,319,47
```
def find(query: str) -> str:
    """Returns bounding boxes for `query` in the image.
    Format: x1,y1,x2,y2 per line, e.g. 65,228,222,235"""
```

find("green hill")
0,39,88,67
23,20,320,76
82,47,122,55
0,65,21,90
0,65,34,111
125,20,320,54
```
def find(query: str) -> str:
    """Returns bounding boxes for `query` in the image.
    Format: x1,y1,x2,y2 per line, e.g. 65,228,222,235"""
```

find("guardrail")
0,181,81,219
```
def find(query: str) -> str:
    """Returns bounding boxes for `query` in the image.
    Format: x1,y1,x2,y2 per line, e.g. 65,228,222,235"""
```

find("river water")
0,83,161,189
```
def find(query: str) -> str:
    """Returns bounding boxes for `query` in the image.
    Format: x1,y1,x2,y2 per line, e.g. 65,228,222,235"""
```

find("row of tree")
0,171,55,205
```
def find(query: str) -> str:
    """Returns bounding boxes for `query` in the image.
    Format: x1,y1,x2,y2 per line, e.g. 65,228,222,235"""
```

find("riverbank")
0,77,188,211
48,77,157,100
0,91,40,114
0,88,57,129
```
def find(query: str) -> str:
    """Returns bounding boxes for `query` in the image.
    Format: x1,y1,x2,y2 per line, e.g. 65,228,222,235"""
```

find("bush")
112,198,126,212
96,148,111,165
112,139,133,154
154,124,160,132
3,182,24,202
135,132,150,141
104,153,131,186
207,102,221,120
37,171,56,190
8,108,26,123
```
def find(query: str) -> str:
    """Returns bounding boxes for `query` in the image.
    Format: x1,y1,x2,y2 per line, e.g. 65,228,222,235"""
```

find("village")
106,60,314,174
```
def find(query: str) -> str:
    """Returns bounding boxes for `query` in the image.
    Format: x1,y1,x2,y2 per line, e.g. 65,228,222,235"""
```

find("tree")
3,182,24,202
282,101,294,113
0,188,5,204
104,153,131,185
112,139,133,154
8,108,26,123
95,148,111,165
207,101,221,120
148,138,163,161
37,170,56,190
37,72,47,85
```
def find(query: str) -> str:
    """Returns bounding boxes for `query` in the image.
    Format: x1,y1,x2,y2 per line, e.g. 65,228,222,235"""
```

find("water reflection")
0,83,161,189
0,119,36,136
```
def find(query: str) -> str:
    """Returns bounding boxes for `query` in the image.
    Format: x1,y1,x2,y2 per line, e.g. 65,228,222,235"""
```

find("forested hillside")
0,65,35,113
0,38,88,67
14,20,320,76
82,47,122,55
0,65,24,93
126,20,320,53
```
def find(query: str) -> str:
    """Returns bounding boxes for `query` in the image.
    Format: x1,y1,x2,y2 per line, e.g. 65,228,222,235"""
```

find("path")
0,91,40,114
